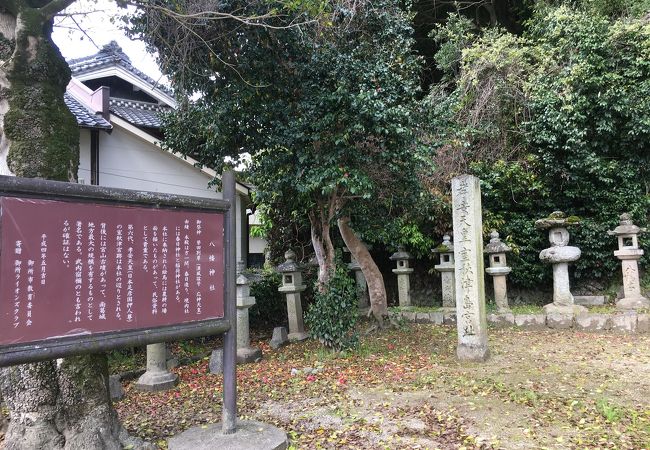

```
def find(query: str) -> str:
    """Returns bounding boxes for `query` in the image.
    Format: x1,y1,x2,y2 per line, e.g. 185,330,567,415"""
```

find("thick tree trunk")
337,216,388,326
0,3,149,449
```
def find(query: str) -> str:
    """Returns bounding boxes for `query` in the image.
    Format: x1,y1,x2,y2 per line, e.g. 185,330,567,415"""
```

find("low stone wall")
396,310,650,334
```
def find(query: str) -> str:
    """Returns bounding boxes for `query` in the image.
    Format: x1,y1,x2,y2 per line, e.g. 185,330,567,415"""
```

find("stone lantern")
536,211,586,314
277,250,309,341
390,246,413,307
235,261,262,363
134,343,178,392
608,213,649,310
484,230,512,313
433,234,456,311
348,254,369,310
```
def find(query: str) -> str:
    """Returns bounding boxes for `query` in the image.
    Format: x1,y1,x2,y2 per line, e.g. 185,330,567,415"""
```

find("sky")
52,0,166,83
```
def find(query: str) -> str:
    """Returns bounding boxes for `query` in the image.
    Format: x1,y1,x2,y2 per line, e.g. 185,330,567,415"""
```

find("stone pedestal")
608,214,649,311
277,250,309,341
484,231,512,313
348,256,369,310
390,247,413,307
451,175,489,362
135,343,178,392
236,263,262,364
536,212,587,315
433,234,456,311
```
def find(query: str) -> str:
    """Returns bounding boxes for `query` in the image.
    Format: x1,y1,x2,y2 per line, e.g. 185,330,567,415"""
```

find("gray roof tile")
64,93,113,130
109,98,171,129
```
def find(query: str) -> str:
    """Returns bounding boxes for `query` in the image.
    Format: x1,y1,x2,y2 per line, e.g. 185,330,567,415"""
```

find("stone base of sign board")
543,303,587,315
168,420,288,450
288,331,309,342
237,347,262,364
209,349,224,374
611,312,638,333
134,369,178,392
546,313,574,329
457,343,489,363
109,375,125,401
574,296,605,306
270,327,289,350
487,313,515,328
575,314,611,331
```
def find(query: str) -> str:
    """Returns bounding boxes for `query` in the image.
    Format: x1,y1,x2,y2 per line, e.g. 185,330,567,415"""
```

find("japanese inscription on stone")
0,197,224,346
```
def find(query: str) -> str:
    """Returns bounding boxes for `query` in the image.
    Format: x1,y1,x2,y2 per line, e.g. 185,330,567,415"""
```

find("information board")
0,196,224,346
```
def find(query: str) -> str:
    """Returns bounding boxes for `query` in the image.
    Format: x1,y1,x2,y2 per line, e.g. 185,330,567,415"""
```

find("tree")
137,0,426,325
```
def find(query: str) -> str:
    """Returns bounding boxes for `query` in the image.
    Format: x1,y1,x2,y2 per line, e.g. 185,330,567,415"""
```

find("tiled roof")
67,41,173,97
109,98,170,129
64,92,113,131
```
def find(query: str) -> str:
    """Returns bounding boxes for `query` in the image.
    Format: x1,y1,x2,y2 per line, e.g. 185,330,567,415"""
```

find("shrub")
305,264,358,351
248,269,287,331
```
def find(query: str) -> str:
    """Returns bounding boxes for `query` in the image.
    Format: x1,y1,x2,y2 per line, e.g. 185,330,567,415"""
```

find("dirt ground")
109,323,650,449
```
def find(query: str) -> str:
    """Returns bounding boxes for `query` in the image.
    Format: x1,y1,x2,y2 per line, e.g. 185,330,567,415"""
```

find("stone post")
235,261,262,363
451,175,489,362
134,342,178,392
277,250,309,341
484,230,512,313
348,255,369,310
390,246,414,307
536,211,586,315
608,213,650,310
433,234,456,311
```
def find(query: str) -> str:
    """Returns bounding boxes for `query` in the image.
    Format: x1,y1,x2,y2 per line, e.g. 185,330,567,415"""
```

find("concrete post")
277,250,309,341
134,342,178,392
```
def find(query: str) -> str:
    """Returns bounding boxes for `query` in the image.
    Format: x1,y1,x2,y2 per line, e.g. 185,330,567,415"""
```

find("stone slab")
168,420,288,450
546,313,573,329
209,349,223,374
109,375,124,401
237,347,262,364
575,313,610,331
574,295,605,306
270,327,289,350
430,311,444,325
638,314,650,333
486,313,515,328
416,313,431,323
443,313,457,325
514,314,546,329
401,312,416,322
611,313,638,333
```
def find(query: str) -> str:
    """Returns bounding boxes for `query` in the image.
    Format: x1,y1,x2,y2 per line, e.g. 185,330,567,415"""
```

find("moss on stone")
566,215,581,224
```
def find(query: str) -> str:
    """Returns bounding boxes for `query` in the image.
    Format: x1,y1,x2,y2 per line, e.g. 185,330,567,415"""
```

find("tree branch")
39,0,77,21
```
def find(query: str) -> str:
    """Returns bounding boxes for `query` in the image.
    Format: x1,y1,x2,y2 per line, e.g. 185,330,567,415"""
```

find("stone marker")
348,254,370,310
390,246,414,307
277,250,309,341
433,234,456,312
209,348,223,374
608,213,650,310
484,230,512,313
451,175,489,362
134,343,178,392
235,261,263,364
536,212,586,315
168,420,288,450
270,327,289,349
109,375,125,401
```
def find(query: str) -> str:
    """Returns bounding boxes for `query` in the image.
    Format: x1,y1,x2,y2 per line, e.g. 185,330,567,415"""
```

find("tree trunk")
338,216,388,326
308,205,336,288
0,3,148,449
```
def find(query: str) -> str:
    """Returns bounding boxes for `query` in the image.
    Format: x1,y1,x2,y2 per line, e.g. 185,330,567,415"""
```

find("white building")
64,41,266,266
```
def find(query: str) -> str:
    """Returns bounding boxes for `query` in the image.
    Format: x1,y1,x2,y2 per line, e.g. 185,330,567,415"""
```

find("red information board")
0,196,224,346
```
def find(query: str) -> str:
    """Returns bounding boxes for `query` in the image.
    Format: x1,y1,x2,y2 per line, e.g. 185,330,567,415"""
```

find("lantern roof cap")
608,213,646,236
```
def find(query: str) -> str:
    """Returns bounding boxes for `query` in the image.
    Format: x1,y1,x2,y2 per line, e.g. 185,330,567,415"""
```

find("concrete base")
616,296,650,311
457,343,489,362
168,420,288,450
134,370,178,392
237,347,262,364
543,303,587,315
288,331,309,342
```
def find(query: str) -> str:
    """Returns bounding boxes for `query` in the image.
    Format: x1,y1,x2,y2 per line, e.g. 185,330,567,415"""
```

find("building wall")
78,126,247,262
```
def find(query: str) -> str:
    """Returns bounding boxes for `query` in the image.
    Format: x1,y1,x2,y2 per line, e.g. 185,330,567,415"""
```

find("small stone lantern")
433,234,456,311
235,261,262,363
608,213,649,310
348,254,369,310
277,250,309,341
390,246,413,307
484,230,512,313
536,211,586,315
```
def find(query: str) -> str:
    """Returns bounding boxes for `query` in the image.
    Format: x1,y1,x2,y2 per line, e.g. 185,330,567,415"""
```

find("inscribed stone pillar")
451,175,489,362
235,262,262,363
134,343,178,392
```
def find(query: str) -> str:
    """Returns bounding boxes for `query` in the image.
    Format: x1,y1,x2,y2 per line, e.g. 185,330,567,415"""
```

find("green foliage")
305,263,358,351
248,269,287,330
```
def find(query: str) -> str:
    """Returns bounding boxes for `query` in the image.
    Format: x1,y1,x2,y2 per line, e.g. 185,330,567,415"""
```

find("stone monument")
484,230,512,313
608,213,649,310
390,246,413,307
348,254,370,310
536,211,586,314
235,261,262,363
451,175,489,362
277,250,309,341
134,342,178,392
433,233,456,311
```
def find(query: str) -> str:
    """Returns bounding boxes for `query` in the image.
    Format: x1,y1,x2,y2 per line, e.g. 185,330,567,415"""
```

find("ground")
105,322,650,449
